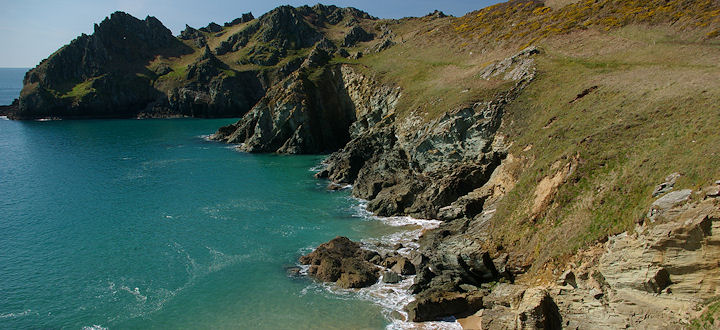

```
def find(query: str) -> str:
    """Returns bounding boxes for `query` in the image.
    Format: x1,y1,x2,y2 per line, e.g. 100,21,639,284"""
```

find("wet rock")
383,271,403,284
391,257,416,275
406,289,484,322
286,266,302,277
299,236,379,288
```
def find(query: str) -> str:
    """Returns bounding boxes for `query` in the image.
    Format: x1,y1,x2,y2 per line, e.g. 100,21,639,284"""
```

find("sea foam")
300,197,459,329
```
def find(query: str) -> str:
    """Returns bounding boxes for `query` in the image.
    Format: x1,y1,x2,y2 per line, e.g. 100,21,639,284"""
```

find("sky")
0,0,501,68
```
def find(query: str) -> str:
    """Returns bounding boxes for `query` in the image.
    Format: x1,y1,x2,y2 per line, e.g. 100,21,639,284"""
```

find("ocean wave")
0,116,9,120
0,309,33,319
298,198,457,329
82,325,108,330
197,134,213,141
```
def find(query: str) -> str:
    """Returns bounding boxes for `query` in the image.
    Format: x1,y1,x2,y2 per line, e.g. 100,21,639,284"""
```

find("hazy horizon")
0,0,501,68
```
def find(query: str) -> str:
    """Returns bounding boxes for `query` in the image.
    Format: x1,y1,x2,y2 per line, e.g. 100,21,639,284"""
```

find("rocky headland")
13,0,720,328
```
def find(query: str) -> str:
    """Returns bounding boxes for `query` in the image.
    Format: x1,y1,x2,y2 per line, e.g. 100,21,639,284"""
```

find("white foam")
298,198,457,328
0,116,8,120
0,309,32,319
82,325,108,330
198,134,213,141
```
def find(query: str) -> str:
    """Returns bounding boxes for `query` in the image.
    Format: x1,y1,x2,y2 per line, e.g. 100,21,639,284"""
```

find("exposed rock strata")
460,192,720,329
211,64,399,153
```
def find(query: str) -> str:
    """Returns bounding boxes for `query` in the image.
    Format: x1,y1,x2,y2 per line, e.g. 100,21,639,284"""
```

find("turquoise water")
0,68,27,105
0,118,418,329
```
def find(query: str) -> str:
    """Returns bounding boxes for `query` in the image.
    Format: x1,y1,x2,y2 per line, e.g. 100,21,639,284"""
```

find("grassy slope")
492,25,720,271
338,0,720,277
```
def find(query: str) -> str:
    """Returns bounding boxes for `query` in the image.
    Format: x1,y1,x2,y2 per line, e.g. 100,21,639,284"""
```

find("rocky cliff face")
14,6,379,119
210,64,398,153
18,12,190,119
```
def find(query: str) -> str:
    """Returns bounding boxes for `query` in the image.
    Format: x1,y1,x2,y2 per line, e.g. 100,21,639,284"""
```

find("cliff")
14,0,720,328
13,5,378,119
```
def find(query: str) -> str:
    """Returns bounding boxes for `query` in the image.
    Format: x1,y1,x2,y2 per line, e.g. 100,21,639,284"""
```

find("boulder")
299,236,379,288
382,271,403,284
515,288,562,329
405,289,484,322
391,257,416,275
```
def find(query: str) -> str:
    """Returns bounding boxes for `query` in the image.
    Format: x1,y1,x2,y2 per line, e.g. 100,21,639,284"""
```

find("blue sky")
0,0,501,68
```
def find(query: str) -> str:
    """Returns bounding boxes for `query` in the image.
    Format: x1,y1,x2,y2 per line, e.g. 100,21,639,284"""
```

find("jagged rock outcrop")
299,236,379,288
14,6,377,120
224,13,254,27
16,12,190,119
211,64,396,153
458,188,720,329
343,26,374,47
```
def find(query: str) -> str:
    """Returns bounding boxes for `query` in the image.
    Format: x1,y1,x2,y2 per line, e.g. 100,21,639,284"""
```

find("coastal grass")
62,78,97,100
488,25,720,270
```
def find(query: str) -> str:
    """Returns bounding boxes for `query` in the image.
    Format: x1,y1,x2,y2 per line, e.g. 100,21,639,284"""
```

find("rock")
199,22,223,33
303,46,331,68
479,46,539,81
647,189,692,220
557,270,577,288
180,24,201,40
351,51,363,59
382,271,403,284
643,268,671,294
343,25,374,47
286,266,302,277
368,38,395,53
212,65,362,153
393,243,404,250
589,287,604,299
409,251,429,269
652,172,681,197
224,12,254,27
405,289,484,322
369,255,383,265
299,236,379,288
426,10,448,18
391,257,416,275
515,288,562,329
338,48,350,58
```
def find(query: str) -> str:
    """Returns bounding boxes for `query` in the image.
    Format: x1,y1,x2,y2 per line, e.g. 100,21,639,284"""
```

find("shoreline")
297,193,462,329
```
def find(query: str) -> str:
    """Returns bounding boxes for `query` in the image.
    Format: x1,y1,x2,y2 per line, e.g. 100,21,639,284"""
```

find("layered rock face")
211,64,399,153
459,192,720,329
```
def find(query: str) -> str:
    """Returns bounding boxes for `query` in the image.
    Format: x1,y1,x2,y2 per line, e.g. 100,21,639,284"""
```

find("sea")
0,68,27,105
0,69,449,329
